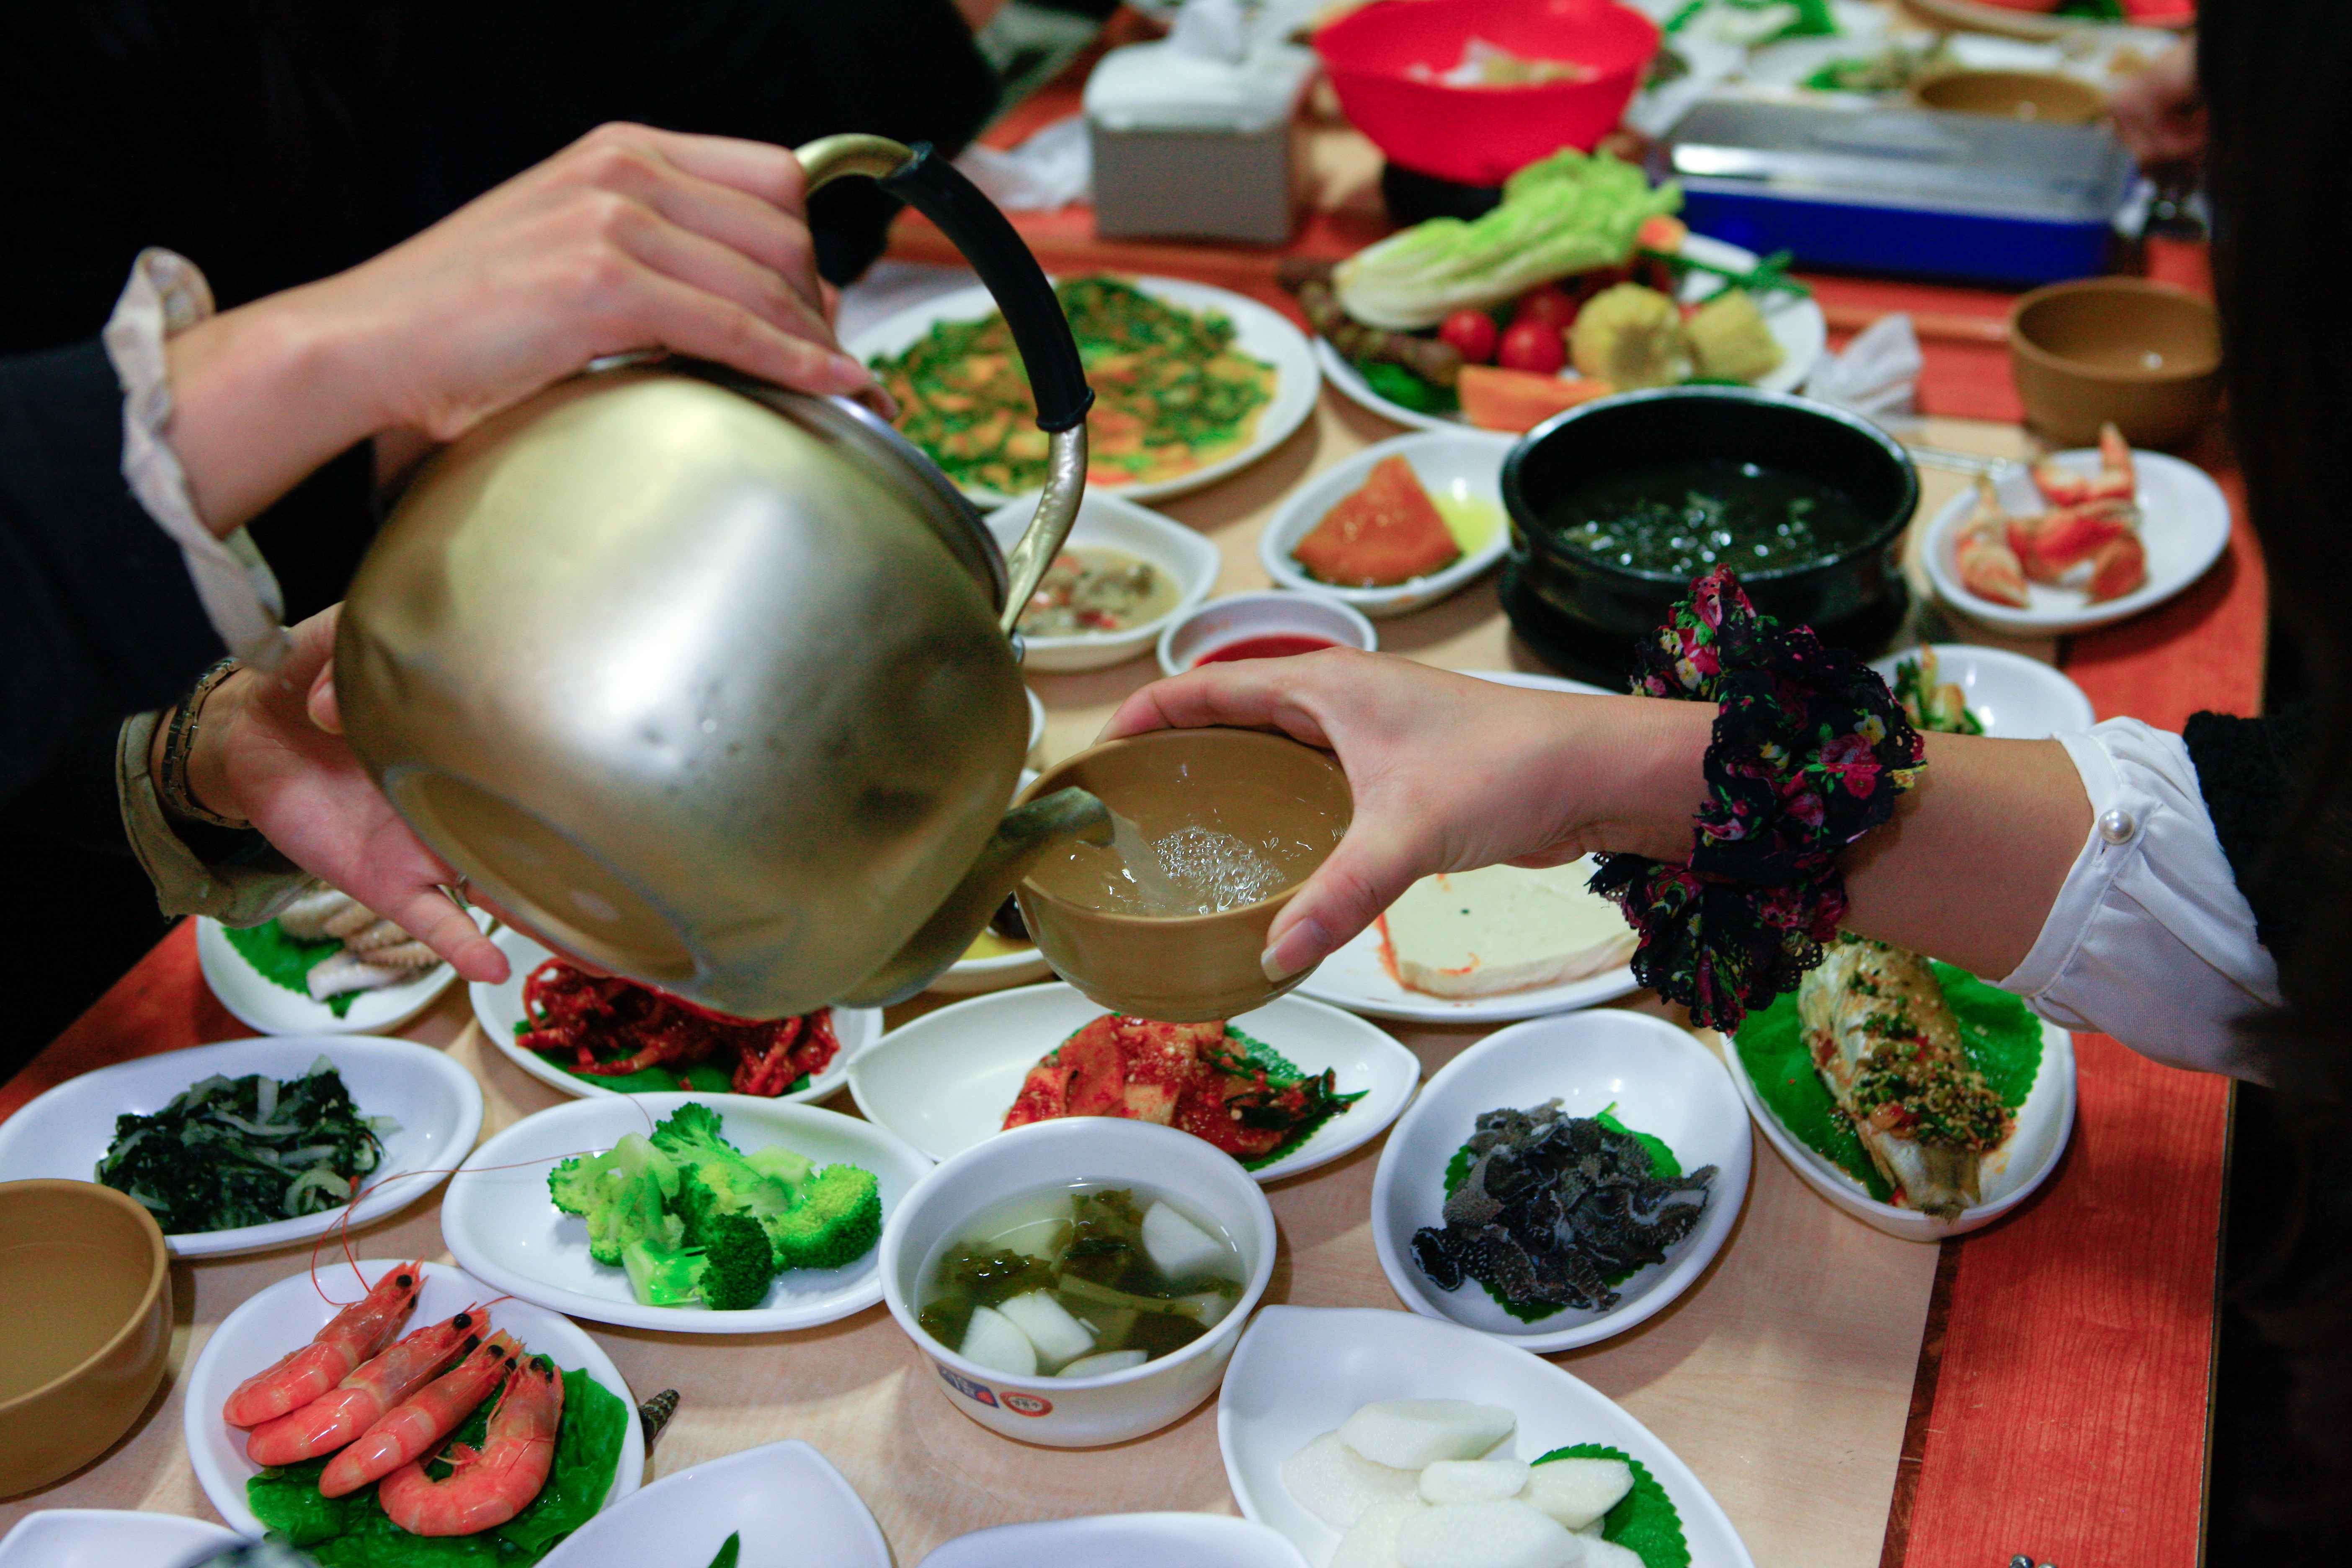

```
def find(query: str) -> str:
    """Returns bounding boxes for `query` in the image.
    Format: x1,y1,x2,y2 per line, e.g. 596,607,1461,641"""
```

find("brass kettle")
335,136,1109,1018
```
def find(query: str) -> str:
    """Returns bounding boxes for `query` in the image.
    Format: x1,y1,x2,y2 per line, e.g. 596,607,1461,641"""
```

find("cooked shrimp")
222,1263,423,1429
245,1308,483,1466
318,1331,521,1498
378,1354,565,1537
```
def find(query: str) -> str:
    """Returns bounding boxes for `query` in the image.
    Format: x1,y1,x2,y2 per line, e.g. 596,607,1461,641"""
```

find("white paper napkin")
1802,311,1923,421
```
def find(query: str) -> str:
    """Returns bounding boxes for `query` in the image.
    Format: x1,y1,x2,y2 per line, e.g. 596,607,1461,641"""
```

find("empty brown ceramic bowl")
0,1179,171,1495
1015,727,1351,1022
1912,69,2106,125
2009,278,2223,448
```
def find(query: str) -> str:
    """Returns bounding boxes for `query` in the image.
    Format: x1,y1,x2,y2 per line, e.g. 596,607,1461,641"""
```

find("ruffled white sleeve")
1998,717,2281,1082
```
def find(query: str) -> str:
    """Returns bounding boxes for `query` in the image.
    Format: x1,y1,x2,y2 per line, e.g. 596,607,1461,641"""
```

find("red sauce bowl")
1313,0,1661,188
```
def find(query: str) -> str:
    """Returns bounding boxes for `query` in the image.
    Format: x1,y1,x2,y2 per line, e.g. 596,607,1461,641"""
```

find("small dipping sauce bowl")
0,1179,171,1494
1157,591,1378,678
1016,728,1352,1021
2009,278,2223,449
879,1118,1277,1447
1911,69,2106,125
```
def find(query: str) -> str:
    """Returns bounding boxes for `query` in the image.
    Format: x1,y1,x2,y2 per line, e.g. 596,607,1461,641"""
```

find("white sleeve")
1997,717,2281,1083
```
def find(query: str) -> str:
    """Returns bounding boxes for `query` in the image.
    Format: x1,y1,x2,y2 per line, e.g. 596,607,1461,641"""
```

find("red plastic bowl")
1314,0,1661,188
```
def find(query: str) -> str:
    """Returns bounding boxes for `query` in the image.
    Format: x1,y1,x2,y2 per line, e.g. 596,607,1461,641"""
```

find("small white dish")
1220,1305,1756,1568
1923,446,2231,634
986,491,1222,671
1730,1014,2077,1242
848,274,1321,506
1259,431,1516,617
922,1513,1308,1567
1318,232,1828,432
196,907,488,1036
1869,644,2098,739
469,926,881,1105
848,983,1420,1184
1297,670,1643,1024
1157,591,1378,678
0,1510,239,1568
539,1439,888,1568
880,1118,1277,1447
441,1093,930,1333
183,1258,642,1538
0,1034,482,1259
1371,1011,1751,1351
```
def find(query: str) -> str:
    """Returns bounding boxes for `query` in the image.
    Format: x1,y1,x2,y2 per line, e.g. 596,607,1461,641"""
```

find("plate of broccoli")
442,1094,933,1333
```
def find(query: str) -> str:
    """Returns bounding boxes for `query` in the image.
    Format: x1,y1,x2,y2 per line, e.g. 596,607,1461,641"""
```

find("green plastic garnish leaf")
1731,961,2043,1200
1532,1444,1690,1568
223,918,357,1019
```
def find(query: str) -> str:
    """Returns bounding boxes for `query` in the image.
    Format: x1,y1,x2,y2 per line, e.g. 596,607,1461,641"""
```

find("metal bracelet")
160,656,251,831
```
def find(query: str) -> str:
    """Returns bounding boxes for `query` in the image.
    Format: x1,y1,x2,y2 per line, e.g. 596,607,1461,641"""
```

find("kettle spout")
841,787,1111,1007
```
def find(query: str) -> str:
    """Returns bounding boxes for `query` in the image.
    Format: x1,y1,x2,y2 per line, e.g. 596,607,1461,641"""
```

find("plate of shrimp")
184,1257,644,1542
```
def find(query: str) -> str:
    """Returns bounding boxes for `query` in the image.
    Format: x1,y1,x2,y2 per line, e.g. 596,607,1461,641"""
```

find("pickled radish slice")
958,1305,1036,1377
1141,1201,1227,1279
1058,1349,1147,1379
1395,1501,1580,1568
997,1291,1095,1370
1420,1458,1533,1505
1331,1498,1429,1568
1283,1430,1424,1529
1524,1457,1633,1530
1339,1399,1516,1470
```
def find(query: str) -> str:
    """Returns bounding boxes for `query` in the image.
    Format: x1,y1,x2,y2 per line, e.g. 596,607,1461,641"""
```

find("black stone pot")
1498,387,1919,686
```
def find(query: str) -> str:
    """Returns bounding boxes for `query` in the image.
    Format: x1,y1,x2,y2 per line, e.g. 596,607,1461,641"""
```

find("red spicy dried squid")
516,959,840,1097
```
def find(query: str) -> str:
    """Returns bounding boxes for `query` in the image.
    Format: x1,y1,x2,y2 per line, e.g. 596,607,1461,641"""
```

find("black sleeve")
0,339,225,806
2184,706,2316,955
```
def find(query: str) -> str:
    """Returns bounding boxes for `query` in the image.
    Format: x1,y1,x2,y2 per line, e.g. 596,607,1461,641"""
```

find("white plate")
469,927,881,1105
0,1511,240,1568
0,1034,482,1259
1730,1013,2076,1242
923,1513,1308,1568
1370,1011,1751,1351
848,983,1420,1184
984,491,1223,671
441,1093,931,1332
1297,671,1643,1024
1219,1305,1755,1568
1259,431,1518,617
540,1439,888,1568
848,274,1321,506
196,908,487,1036
183,1257,643,1538
1868,644,2097,740
1318,233,1828,433
1922,446,2231,634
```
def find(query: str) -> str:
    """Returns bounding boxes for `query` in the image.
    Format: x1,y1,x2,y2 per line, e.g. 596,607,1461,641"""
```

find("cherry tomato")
1511,286,1578,330
1496,319,1567,375
1437,309,1498,364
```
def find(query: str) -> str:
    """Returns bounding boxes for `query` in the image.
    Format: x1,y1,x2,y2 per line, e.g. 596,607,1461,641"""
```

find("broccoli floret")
695,1212,779,1310
622,1238,705,1307
648,1102,740,1164
676,1162,798,1250
548,1133,683,1266
762,1164,882,1272
746,1143,813,1189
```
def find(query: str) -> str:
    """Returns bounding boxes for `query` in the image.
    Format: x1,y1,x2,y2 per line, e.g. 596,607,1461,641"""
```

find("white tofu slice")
1140,1201,1228,1280
1419,1458,1532,1504
957,1305,1036,1377
1579,1540,1644,1568
1330,1498,1429,1568
1338,1400,1517,1470
996,1291,1095,1371
1524,1458,1635,1531
1395,1501,1582,1568
1281,1430,1422,1529
1382,862,1635,998
1058,1349,1147,1379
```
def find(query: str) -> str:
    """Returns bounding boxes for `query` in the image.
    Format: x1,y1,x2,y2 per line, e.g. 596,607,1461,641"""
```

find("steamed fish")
1796,936,2012,1217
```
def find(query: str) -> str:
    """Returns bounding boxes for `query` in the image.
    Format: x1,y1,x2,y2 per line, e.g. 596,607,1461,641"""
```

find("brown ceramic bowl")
1912,68,2106,124
2009,278,2223,449
0,1180,171,1495
1015,728,1351,1022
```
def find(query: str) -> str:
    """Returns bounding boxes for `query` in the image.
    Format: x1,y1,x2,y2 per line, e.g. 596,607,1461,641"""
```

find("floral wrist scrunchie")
1588,568,1926,1031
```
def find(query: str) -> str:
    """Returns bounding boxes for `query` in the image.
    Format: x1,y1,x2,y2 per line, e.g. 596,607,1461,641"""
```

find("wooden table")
0,78,2260,1568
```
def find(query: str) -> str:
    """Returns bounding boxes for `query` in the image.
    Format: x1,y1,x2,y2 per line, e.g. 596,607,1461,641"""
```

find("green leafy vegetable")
225,918,358,1019
1227,1024,1368,1171
1732,961,2043,1200
707,1535,742,1568
95,1060,394,1234
1334,150,1681,329
247,1367,627,1566
1532,1444,1690,1568
1356,358,1459,415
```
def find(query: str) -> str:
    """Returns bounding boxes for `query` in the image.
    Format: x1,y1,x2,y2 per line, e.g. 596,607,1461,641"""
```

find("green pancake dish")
1732,959,2043,1203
